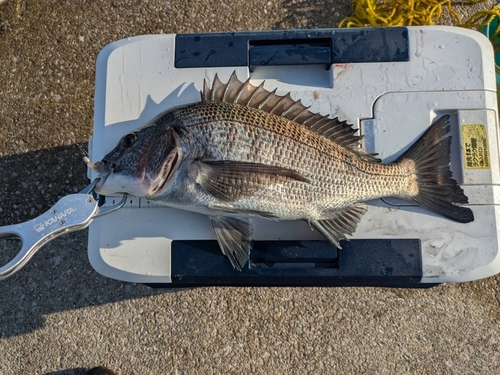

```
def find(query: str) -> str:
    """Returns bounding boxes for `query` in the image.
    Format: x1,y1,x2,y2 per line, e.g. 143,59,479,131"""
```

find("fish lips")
94,167,149,197
93,161,110,193
93,161,123,196
93,160,135,196
94,172,110,195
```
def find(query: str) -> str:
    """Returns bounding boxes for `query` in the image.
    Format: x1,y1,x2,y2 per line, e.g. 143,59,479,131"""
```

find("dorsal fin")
202,72,380,163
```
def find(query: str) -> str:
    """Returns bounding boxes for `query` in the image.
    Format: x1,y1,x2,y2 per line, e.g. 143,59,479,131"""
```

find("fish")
93,72,474,270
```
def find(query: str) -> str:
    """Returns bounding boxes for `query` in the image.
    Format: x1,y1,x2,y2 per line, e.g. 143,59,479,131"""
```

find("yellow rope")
339,0,452,27
339,1,498,31
338,1,500,52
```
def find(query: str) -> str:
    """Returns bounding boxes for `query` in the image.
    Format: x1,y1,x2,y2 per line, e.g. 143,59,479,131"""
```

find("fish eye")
121,133,137,148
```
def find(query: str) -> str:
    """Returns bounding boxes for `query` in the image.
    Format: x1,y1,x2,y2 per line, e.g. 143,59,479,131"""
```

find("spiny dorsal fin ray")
202,71,380,163
211,74,225,102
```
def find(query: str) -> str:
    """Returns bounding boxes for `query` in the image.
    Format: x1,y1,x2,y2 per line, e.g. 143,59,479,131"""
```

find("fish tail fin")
397,115,474,223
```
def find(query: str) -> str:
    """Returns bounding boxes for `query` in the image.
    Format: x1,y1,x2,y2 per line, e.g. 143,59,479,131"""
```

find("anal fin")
311,204,367,248
209,216,254,270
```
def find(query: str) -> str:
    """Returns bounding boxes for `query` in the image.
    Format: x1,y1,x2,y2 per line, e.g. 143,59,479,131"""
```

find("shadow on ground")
0,146,182,338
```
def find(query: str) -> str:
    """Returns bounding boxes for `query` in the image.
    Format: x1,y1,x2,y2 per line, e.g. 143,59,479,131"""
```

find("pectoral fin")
209,216,254,270
196,159,310,201
311,204,367,248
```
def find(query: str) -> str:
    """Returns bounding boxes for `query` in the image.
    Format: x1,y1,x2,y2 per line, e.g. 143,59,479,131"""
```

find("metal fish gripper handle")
0,179,126,280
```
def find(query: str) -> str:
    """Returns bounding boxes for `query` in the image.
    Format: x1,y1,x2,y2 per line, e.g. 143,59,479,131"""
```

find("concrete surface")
1,1,500,374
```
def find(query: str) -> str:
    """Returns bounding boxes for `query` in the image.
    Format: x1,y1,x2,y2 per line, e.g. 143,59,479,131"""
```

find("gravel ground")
1,1,500,374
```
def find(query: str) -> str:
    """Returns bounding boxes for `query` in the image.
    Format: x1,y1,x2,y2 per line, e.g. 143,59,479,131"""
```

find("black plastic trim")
175,28,409,69
144,239,425,288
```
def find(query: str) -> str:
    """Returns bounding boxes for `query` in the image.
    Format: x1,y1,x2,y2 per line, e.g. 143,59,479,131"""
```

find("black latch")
248,39,332,71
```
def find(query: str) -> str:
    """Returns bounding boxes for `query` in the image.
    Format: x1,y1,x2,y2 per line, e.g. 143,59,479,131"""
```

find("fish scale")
175,102,408,210
95,72,473,270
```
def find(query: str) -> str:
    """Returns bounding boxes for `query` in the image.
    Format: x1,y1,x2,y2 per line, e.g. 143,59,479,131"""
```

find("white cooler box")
87,27,500,287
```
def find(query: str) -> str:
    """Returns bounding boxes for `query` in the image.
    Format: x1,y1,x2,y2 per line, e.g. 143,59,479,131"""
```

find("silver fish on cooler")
93,72,474,270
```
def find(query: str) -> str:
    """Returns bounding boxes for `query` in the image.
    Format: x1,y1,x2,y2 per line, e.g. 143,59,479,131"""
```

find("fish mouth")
149,149,182,196
93,160,114,194
94,160,112,176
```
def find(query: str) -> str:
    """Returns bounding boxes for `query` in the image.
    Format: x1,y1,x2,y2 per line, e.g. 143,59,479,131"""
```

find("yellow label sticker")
462,124,490,169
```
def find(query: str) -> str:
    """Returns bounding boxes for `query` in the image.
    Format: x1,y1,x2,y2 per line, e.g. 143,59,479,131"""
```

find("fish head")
94,124,184,198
